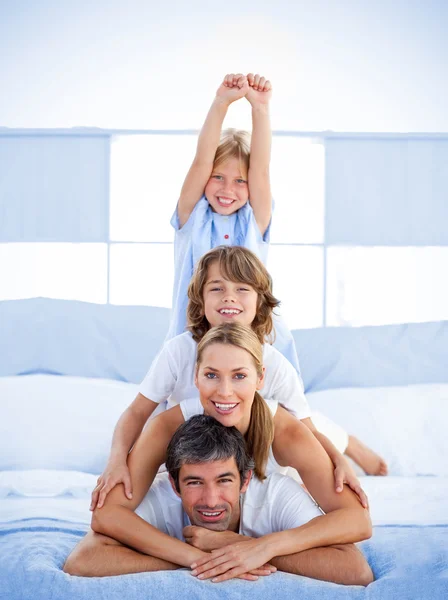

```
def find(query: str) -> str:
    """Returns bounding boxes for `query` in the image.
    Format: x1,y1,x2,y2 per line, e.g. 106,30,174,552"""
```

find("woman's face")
195,342,264,434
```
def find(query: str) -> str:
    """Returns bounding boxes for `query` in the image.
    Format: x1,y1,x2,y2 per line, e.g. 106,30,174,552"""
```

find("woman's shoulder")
179,397,203,421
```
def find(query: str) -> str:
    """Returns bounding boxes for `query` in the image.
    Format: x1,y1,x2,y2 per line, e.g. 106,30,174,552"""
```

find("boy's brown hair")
187,245,280,344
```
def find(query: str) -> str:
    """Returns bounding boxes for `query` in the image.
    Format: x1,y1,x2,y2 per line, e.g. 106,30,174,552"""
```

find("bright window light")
270,137,325,244
267,245,324,329
109,135,197,242
109,243,174,307
326,246,448,326
0,243,107,303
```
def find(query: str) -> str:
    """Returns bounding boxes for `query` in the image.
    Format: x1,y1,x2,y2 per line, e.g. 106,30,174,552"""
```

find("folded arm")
188,527,372,586
90,406,202,567
273,408,372,547
63,530,182,577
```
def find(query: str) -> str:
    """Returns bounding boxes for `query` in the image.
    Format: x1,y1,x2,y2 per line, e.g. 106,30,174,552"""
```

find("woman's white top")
180,396,287,475
139,332,311,420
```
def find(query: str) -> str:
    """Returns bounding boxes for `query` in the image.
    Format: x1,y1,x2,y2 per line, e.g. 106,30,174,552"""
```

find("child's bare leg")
345,436,388,476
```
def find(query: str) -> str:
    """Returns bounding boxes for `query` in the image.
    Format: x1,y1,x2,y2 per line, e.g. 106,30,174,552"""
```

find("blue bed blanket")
1,516,447,600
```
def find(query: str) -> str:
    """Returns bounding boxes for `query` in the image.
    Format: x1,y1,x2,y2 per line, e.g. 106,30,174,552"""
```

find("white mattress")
360,476,448,526
0,470,446,527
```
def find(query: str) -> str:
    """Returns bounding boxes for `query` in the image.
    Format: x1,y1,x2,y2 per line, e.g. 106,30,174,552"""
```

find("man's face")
170,458,251,532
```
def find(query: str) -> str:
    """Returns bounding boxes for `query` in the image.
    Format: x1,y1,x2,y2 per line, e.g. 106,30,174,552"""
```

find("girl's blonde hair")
187,245,280,345
213,128,251,174
196,323,274,480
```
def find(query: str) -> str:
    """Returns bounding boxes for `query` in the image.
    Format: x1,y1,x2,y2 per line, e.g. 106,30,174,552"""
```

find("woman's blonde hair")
187,245,280,345
196,323,274,480
213,128,251,174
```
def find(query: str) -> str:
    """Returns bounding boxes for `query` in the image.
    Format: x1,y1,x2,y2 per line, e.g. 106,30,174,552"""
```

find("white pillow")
0,375,140,473
0,469,97,498
308,383,448,476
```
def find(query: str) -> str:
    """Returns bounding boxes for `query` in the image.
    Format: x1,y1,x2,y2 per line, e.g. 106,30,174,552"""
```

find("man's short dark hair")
166,415,254,493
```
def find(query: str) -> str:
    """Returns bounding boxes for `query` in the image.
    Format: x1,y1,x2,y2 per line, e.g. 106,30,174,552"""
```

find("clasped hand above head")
216,72,272,107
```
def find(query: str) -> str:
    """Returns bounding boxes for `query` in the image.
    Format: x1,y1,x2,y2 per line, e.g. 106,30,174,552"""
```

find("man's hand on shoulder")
183,526,244,552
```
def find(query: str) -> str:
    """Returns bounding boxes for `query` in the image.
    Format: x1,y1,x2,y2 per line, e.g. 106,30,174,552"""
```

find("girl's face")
195,342,264,434
203,261,258,329
204,157,249,215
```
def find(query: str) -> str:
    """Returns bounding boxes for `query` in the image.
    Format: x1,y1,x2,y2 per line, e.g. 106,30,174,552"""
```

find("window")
0,243,107,303
2,131,447,331
108,134,325,328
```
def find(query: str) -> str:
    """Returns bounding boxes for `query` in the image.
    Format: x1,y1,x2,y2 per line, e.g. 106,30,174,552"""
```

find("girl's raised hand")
246,73,272,106
216,73,249,104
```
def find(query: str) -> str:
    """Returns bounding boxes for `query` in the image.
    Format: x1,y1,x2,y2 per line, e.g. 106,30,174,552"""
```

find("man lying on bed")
64,415,373,585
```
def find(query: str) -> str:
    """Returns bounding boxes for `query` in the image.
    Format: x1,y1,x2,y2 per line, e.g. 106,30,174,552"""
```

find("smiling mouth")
217,197,236,207
197,509,226,522
219,309,241,316
212,402,238,414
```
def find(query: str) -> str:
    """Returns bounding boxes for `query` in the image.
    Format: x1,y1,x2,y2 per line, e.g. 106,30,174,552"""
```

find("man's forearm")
270,544,373,586
65,540,180,577
92,504,206,568
261,507,371,561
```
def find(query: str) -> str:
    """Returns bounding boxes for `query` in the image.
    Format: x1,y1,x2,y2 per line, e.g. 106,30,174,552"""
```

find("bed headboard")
1,297,447,392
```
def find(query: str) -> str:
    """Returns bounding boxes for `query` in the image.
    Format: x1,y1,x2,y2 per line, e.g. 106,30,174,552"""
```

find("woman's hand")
334,457,369,509
90,462,132,511
246,73,272,107
190,538,275,583
216,73,249,105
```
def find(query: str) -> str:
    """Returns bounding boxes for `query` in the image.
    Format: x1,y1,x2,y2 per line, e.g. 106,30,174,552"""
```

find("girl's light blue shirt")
167,196,301,374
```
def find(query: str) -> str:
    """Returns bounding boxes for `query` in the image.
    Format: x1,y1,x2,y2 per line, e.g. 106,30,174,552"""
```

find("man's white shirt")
135,471,322,541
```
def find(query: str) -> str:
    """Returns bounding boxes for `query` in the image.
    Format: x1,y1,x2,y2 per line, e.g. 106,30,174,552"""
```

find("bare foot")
345,436,388,476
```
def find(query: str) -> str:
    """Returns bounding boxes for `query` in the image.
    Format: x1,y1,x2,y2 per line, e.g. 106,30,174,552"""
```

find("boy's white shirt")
135,471,322,541
139,331,311,420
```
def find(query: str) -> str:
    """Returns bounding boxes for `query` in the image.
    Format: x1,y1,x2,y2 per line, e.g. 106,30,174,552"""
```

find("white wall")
1,0,447,131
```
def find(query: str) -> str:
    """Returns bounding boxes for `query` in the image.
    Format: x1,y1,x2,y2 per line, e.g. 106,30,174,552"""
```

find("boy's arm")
246,73,273,236
177,74,248,227
90,393,158,510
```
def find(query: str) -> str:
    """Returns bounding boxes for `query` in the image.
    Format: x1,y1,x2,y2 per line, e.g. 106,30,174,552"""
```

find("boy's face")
170,458,251,532
204,157,249,215
203,261,258,328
